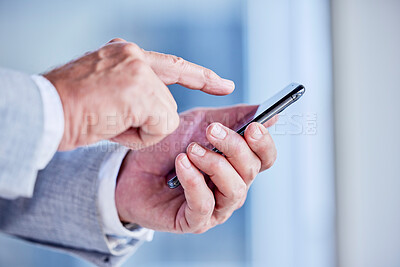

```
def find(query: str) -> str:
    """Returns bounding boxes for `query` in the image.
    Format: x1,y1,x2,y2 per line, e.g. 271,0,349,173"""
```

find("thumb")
202,104,258,129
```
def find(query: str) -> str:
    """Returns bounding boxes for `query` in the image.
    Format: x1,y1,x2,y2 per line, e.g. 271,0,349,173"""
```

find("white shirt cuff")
31,75,64,170
97,145,154,255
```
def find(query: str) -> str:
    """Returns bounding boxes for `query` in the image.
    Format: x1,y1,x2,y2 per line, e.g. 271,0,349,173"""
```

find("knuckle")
264,147,277,170
89,50,102,61
248,161,261,179
170,55,187,83
214,203,230,214
178,218,192,234
183,174,202,189
209,157,225,172
109,37,126,43
171,55,185,66
225,182,246,201
96,48,107,59
264,155,277,169
257,141,269,155
236,182,247,200
199,199,214,215
128,113,141,128
121,42,141,56
202,68,215,82
129,59,147,74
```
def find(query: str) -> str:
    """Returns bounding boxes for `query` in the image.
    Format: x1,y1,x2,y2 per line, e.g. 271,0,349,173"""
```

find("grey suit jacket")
0,68,135,266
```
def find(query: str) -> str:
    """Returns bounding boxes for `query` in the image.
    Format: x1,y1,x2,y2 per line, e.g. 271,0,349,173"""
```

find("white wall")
332,1,400,267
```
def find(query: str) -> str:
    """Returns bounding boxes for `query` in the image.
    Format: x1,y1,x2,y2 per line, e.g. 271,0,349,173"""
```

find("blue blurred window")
0,1,247,266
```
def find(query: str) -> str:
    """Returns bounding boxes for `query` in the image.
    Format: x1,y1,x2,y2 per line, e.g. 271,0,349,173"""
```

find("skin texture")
115,105,278,234
44,38,234,150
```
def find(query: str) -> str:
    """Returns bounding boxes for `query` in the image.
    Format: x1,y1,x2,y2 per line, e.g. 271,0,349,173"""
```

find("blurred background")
0,0,399,267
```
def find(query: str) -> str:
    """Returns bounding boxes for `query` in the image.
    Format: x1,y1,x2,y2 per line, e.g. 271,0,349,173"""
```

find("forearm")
0,142,152,266
0,144,112,252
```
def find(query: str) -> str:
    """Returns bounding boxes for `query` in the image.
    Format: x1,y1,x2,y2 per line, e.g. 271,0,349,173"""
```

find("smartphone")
167,82,305,189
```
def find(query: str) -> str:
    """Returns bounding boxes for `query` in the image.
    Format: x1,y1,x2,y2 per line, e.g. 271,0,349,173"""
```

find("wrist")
43,72,80,150
115,150,133,223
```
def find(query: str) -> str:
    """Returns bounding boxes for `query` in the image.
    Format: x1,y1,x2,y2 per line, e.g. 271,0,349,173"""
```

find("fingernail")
251,124,263,140
180,154,191,169
221,78,235,90
210,123,227,140
190,143,206,157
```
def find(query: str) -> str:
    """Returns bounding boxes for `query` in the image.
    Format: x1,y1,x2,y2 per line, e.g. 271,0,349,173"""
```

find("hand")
44,38,234,150
115,105,278,233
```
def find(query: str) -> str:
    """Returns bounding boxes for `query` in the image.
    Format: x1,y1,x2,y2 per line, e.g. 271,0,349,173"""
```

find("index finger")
144,51,235,95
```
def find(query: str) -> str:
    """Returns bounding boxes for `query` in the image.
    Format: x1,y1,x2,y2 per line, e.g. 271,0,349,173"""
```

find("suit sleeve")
0,68,45,198
0,143,141,267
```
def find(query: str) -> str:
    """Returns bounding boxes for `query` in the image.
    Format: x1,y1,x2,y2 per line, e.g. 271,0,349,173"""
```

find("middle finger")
206,122,262,186
186,142,246,218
